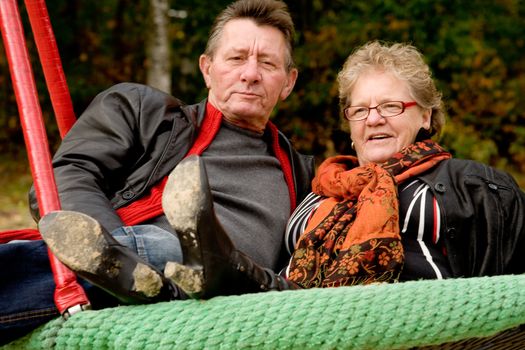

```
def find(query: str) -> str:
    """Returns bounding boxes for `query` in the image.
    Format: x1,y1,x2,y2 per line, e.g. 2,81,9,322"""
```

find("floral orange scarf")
288,140,451,288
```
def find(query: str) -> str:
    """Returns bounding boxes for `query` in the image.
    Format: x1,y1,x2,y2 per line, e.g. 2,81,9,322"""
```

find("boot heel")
164,261,204,298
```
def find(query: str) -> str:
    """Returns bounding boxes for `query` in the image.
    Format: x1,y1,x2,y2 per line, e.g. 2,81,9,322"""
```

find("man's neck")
222,115,266,134
206,100,267,134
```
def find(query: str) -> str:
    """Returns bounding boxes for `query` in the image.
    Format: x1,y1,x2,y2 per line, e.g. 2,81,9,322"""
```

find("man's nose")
240,58,261,83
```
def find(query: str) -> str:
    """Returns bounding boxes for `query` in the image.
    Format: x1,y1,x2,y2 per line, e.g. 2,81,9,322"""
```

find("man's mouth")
236,91,259,97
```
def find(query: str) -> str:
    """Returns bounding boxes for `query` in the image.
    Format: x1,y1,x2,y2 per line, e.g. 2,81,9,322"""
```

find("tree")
146,0,171,93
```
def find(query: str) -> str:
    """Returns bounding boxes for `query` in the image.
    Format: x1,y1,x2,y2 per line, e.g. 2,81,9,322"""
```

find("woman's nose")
366,108,385,125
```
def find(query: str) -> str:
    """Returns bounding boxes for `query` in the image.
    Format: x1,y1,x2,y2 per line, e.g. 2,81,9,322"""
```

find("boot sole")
162,156,204,269
162,156,206,296
39,211,164,299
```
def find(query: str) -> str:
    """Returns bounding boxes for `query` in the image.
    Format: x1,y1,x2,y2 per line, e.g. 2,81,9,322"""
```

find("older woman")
285,41,525,288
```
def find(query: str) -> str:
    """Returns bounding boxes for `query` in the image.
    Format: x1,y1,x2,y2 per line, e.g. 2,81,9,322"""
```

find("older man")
34,0,313,303
1,0,313,344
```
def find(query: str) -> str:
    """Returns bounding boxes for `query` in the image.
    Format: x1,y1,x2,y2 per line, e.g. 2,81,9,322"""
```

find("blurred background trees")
1,0,524,186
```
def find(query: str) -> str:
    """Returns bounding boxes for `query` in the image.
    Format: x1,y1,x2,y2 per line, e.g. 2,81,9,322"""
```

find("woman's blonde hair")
337,41,445,137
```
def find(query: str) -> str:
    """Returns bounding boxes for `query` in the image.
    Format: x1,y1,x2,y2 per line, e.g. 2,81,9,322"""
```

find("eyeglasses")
343,101,418,121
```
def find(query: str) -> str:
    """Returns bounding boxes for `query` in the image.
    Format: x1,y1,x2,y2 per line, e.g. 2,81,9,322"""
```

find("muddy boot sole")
162,156,204,270
39,210,165,303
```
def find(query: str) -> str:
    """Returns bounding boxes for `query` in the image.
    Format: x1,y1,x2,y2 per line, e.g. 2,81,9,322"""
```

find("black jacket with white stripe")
418,158,525,277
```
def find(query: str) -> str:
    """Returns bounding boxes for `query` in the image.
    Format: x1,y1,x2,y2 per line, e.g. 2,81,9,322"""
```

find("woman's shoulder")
421,158,523,196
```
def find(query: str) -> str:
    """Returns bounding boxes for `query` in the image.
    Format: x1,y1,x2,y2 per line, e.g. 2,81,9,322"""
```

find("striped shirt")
284,179,452,281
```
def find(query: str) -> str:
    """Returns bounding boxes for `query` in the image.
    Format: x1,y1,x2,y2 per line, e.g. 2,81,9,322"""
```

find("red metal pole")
24,0,76,138
0,0,89,315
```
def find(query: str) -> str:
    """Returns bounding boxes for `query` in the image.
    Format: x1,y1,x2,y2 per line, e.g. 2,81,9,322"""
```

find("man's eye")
227,55,244,62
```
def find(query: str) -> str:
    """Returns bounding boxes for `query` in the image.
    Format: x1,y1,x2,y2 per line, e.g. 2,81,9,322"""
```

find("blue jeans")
111,225,183,270
0,225,182,345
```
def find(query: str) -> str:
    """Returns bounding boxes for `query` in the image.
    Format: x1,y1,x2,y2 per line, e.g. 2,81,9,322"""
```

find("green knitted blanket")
4,274,525,349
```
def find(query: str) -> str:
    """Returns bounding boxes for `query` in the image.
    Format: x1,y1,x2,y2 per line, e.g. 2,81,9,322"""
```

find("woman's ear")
422,108,432,130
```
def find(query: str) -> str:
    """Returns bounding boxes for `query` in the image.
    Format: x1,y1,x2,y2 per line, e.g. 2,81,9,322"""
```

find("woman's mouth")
368,134,391,141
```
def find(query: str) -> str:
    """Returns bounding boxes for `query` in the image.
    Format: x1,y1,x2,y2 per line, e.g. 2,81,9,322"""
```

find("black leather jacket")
418,158,525,277
30,83,315,232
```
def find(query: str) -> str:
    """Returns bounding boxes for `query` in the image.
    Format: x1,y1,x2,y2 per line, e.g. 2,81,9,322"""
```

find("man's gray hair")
204,0,295,71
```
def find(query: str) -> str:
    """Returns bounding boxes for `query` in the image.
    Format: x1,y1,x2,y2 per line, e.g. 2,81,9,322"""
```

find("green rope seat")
4,274,524,349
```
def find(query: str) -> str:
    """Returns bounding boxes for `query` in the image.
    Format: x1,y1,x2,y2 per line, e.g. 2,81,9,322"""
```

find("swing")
1,1,523,349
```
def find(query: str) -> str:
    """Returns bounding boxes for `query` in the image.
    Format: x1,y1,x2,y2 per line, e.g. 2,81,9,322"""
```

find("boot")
39,210,182,304
161,155,300,299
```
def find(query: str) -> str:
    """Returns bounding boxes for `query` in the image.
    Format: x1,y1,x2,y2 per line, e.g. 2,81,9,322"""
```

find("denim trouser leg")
0,225,183,345
111,225,183,271
0,240,59,345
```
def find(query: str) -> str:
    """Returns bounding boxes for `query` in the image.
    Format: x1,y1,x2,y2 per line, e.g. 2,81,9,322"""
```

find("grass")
0,153,37,230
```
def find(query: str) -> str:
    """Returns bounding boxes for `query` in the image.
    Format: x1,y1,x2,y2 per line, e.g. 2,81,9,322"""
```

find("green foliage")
0,153,36,229
0,0,524,186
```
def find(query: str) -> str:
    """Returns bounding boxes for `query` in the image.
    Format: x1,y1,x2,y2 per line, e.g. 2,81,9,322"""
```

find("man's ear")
279,68,298,100
199,54,212,88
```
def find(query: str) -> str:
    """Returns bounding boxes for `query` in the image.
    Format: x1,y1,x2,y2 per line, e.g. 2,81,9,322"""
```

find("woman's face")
348,69,431,166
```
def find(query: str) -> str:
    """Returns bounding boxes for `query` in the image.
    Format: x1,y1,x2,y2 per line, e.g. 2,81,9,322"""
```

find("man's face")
199,19,298,132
